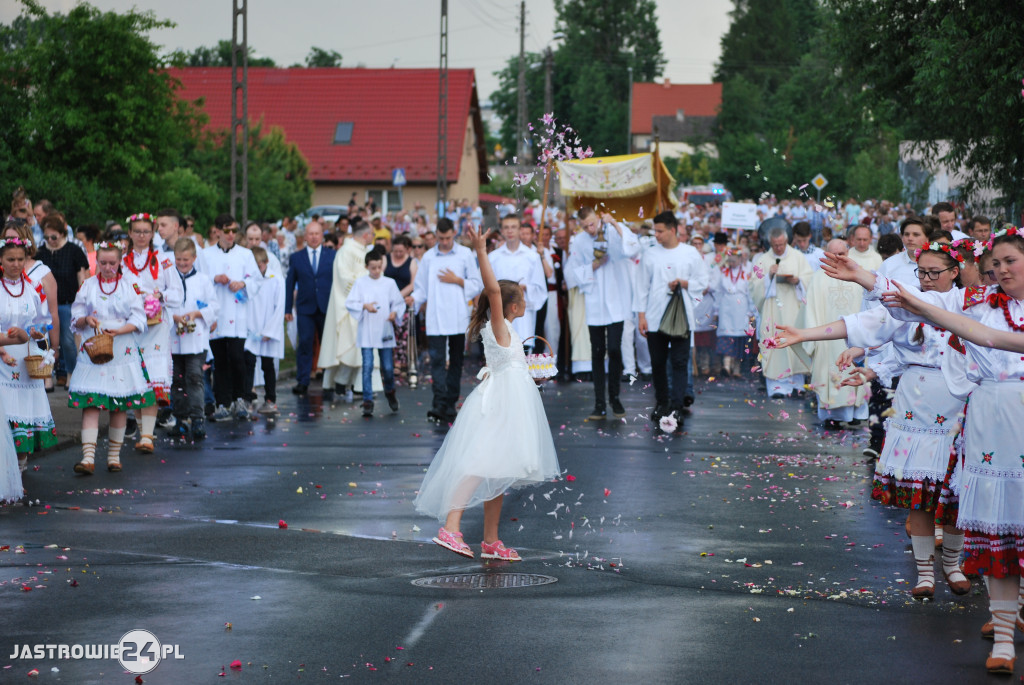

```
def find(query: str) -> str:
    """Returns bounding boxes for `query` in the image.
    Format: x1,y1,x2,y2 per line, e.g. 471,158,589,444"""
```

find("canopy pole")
538,160,553,235
653,135,663,215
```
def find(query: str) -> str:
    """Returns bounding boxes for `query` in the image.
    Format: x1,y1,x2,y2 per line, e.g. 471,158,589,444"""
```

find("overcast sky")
1,0,731,100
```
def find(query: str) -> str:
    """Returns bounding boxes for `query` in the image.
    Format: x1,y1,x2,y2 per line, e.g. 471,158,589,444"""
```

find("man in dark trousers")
285,221,335,395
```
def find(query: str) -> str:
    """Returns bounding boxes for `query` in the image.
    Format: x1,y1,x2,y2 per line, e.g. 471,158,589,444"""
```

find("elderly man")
317,221,374,402
244,222,282,276
846,224,882,271
802,239,869,429
750,227,813,398
284,220,335,397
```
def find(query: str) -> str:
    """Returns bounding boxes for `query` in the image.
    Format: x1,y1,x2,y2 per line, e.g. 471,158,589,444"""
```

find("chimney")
663,77,671,88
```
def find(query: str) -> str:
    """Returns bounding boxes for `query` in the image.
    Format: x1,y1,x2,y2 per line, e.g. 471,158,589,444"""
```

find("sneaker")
587,406,607,420
344,388,354,403
610,398,626,417
480,539,521,562
432,527,473,558
232,399,250,420
258,401,279,416
176,420,192,442
361,401,374,417
862,447,880,459
386,391,399,412
158,414,177,431
211,405,231,422
191,418,207,440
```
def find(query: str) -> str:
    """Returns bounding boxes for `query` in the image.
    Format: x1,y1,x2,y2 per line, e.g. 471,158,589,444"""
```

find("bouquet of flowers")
144,293,162,325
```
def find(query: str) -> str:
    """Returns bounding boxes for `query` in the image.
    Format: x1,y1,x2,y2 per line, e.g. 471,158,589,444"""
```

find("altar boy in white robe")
564,206,640,419
346,248,406,418
487,214,547,344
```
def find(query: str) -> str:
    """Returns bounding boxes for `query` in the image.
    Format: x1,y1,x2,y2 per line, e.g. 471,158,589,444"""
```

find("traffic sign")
392,168,407,187
811,174,828,190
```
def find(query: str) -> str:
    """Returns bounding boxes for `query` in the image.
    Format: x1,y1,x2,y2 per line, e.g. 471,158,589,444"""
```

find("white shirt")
307,246,323,273
166,269,219,356
245,272,286,359
795,244,827,272
564,225,640,326
877,250,917,286
488,242,547,341
411,243,482,336
346,275,406,348
200,243,260,339
633,242,709,336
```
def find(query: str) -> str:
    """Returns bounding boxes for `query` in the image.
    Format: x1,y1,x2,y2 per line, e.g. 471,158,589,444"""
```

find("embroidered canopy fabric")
556,153,678,222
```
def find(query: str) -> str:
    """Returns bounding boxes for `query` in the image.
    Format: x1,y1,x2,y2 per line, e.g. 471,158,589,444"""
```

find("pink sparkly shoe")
432,527,473,559
480,539,521,562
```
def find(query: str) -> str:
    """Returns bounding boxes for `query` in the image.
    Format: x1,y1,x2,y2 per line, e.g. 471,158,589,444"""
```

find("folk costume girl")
2,222,59,386
774,243,970,602
712,248,755,378
124,214,183,453
0,237,55,472
69,242,154,474
414,227,560,561
822,228,1024,675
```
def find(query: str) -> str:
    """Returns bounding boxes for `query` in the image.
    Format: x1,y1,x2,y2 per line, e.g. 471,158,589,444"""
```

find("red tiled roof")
166,67,484,184
630,82,722,135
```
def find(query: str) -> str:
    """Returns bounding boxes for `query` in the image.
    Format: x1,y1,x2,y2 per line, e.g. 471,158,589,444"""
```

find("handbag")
659,285,690,338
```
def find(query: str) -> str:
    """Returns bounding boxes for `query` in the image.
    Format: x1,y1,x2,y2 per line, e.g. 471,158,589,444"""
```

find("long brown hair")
467,279,524,341
912,250,960,344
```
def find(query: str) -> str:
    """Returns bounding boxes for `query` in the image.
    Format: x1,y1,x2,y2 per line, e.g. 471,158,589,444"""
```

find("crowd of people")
4,182,1024,672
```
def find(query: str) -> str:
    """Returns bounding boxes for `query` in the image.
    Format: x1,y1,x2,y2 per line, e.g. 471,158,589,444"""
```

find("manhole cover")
412,573,557,589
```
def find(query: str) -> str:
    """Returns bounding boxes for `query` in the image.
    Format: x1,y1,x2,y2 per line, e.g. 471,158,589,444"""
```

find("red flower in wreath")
935,415,946,424
905,411,914,420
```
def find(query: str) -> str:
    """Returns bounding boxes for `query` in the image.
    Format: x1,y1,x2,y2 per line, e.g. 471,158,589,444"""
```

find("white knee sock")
911,535,935,589
140,414,157,438
991,599,1017,660
108,425,126,464
941,531,965,575
80,428,99,464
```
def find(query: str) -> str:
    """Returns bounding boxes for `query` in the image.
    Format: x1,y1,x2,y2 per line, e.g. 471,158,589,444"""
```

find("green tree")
490,0,665,157
826,0,1024,211
174,39,276,67
305,47,342,68
0,0,200,222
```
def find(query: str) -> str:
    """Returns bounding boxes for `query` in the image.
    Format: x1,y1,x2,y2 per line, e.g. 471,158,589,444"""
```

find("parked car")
297,205,348,227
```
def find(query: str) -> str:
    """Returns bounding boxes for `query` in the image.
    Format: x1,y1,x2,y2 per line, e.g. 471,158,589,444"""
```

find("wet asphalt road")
0,371,1002,683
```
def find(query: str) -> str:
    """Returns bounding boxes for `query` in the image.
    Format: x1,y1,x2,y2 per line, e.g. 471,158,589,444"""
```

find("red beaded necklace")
999,298,1024,332
98,274,120,296
0,273,25,297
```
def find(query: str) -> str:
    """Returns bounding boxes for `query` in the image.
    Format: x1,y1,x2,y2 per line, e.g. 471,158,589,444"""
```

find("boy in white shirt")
166,239,219,441
345,249,406,418
244,247,285,416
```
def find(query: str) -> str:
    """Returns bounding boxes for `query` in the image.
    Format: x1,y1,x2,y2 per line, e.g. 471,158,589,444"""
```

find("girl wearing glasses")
123,214,183,454
771,242,971,604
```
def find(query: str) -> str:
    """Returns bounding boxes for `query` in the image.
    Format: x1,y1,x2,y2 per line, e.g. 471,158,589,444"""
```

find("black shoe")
683,395,695,408
770,393,786,399
386,391,399,412
652,404,670,422
292,384,308,395
192,419,206,441
847,419,862,426
334,383,346,394
427,409,445,422
587,406,607,420
204,402,215,418
790,389,806,399
322,389,335,403
361,401,374,418
610,398,626,417
444,408,459,422
823,419,842,431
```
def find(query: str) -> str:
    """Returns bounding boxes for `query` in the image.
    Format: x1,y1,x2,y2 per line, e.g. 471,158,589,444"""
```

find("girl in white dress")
415,226,560,561
822,228,1024,674
0,328,28,503
69,242,154,474
0,237,56,472
123,214,183,453
713,248,756,378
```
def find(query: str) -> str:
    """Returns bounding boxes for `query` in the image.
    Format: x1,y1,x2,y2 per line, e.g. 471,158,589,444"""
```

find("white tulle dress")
0,391,23,502
414,318,560,522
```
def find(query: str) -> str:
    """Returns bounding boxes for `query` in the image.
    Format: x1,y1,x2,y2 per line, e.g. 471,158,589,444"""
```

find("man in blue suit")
285,221,334,395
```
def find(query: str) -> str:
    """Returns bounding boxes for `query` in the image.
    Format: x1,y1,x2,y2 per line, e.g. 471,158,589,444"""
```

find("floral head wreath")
985,225,1021,252
0,237,28,250
915,241,965,263
948,237,985,262
95,240,126,252
126,213,153,224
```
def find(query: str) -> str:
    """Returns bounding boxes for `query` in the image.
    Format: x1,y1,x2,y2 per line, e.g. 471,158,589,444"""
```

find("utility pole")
626,65,633,155
516,0,527,166
436,0,448,213
230,0,248,226
543,47,553,116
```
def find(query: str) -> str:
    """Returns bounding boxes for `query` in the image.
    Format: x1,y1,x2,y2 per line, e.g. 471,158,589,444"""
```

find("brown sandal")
135,435,155,454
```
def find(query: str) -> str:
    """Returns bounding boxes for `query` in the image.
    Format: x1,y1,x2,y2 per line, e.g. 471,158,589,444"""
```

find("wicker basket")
522,335,558,382
84,328,114,365
24,339,53,380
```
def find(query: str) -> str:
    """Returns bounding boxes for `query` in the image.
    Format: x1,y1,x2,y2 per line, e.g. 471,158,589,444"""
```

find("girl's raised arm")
892,281,1024,353
466,227,509,346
